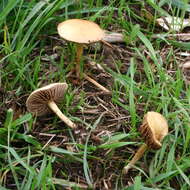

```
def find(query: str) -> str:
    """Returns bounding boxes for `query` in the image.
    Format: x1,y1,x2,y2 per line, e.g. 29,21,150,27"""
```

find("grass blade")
0,0,20,27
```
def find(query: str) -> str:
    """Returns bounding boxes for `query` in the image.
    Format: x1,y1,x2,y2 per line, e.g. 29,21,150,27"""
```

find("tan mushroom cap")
57,19,105,44
139,111,168,149
26,83,68,116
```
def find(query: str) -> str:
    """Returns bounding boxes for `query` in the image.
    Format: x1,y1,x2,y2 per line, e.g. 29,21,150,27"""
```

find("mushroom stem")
48,101,76,129
83,73,111,93
123,143,148,174
75,44,84,78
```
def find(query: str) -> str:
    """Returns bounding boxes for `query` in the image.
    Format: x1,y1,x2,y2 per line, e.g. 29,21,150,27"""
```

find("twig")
83,73,111,93
103,31,125,43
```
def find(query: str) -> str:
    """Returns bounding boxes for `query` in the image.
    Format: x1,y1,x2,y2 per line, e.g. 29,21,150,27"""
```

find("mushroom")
26,83,76,129
123,111,168,174
57,19,110,93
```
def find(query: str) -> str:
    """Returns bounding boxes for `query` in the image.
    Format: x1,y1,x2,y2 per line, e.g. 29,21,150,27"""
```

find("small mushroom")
26,83,76,129
57,19,110,93
123,111,168,174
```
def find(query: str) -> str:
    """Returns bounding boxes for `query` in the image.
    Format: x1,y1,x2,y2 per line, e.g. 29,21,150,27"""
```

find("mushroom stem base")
48,101,76,129
83,73,111,93
123,143,148,174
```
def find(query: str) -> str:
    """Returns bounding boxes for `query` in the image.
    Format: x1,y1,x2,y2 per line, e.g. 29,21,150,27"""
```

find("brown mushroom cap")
57,19,105,44
26,83,68,116
139,111,168,149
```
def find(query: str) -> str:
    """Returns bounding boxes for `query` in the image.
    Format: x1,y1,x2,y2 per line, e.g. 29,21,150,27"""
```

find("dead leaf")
157,16,190,31
182,61,190,69
103,31,124,43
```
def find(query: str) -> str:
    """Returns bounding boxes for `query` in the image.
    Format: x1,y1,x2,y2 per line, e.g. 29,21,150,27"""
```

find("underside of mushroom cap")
139,112,168,149
57,19,105,44
26,83,68,116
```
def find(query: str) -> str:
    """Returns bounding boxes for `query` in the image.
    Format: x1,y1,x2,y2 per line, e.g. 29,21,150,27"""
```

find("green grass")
1,0,190,189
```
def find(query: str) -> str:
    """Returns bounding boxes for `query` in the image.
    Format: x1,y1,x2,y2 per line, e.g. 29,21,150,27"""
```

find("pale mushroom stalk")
48,101,76,129
123,144,148,174
123,112,168,174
